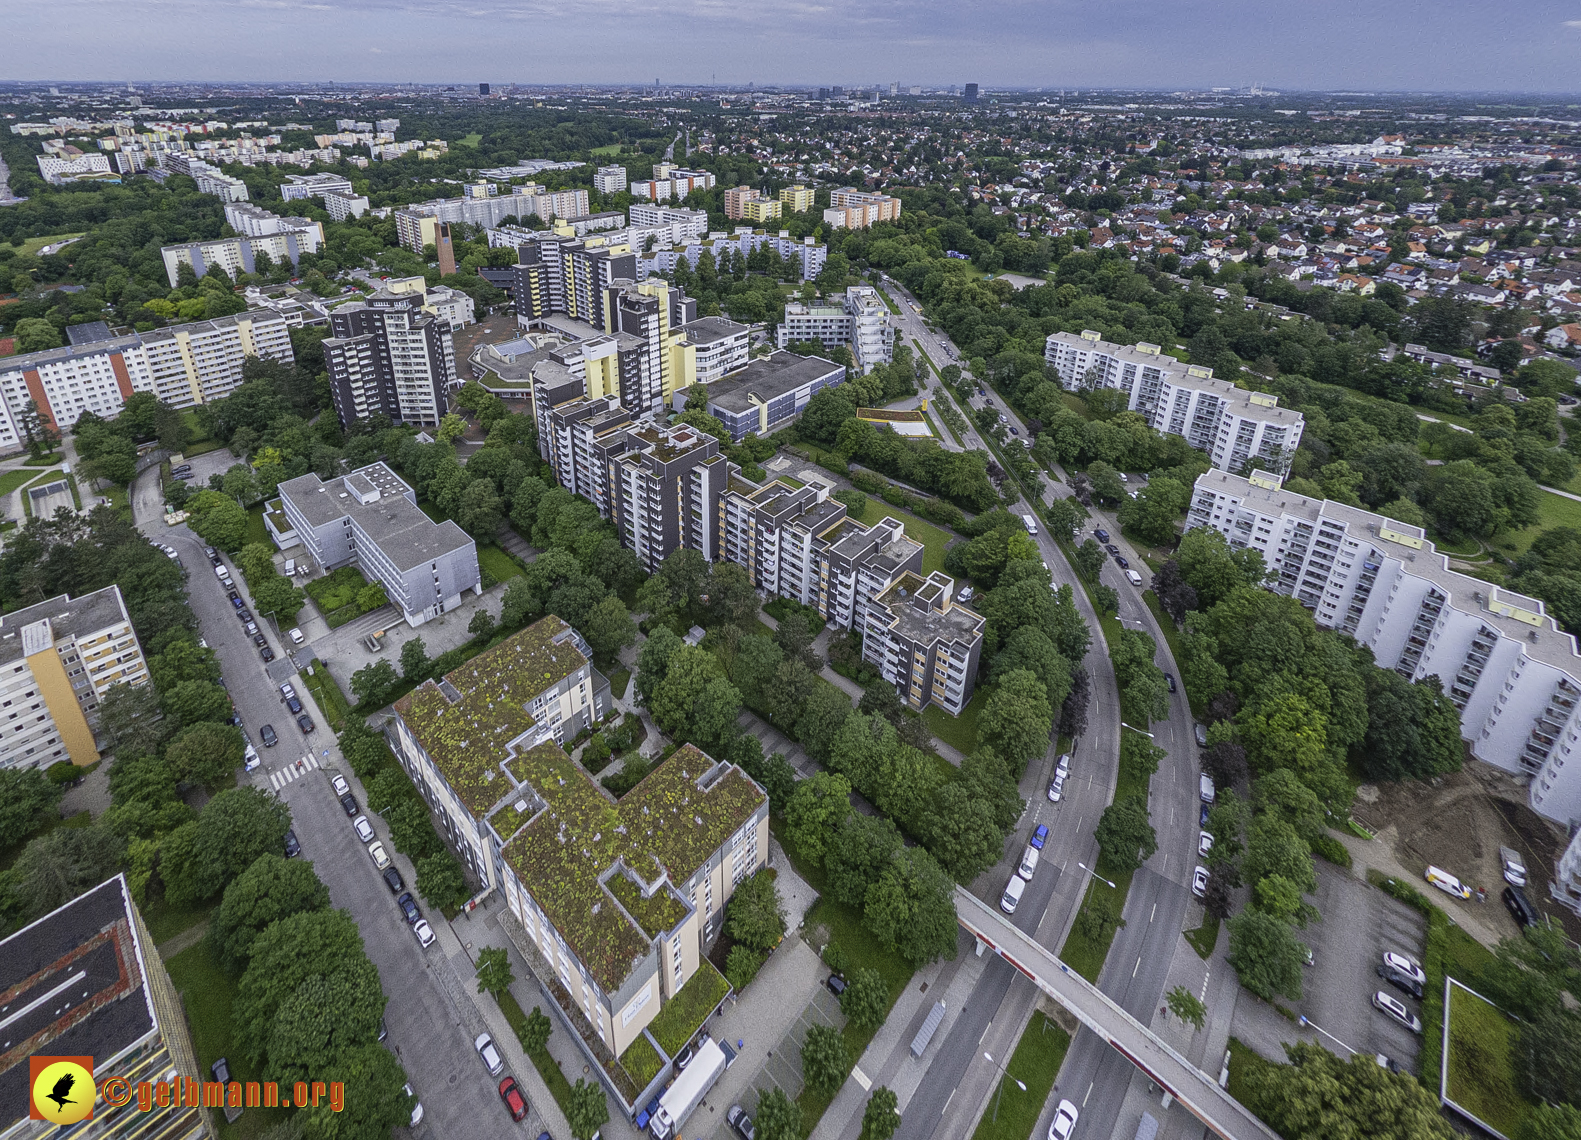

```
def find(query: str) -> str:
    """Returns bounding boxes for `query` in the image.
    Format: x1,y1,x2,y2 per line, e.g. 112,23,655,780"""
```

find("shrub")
1311,833,1351,868
725,944,765,991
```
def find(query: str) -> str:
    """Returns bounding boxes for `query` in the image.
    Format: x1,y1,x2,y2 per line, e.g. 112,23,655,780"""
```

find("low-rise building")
35,152,113,183
777,285,893,373
677,316,750,384
0,585,149,771
0,876,210,1140
387,617,763,1063
700,350,846,442
277,462,481,627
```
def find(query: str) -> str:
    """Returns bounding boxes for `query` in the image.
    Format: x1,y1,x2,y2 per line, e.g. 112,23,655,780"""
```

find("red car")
498,1076,527,1122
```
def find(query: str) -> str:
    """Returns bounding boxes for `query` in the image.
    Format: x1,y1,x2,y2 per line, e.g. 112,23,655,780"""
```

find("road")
128,460,544,1140
876,277,1207,1140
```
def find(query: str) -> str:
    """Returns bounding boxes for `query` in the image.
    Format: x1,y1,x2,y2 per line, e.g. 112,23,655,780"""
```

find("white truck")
649,1036,735,1138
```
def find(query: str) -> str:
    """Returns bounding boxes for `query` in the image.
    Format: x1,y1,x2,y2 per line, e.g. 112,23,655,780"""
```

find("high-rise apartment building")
1188,469,1581,831
281,171,355,200
626,203,710,241
779,185,815,213
0,876,210,1140
322,290,455,427
594,165,628,194
0,586,149,771
723,186,782,222
479,82,490,96
608,422,736,573
1045,331,1304,476
822,188,902,230
160,227,323,287
777,285,894,372
630,169,716,201
864,570,985,715
223,202,320,238
964,83,980,102
394,187,590,252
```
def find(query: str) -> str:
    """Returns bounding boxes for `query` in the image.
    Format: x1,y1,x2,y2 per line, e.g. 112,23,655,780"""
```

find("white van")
1425,866,1472,900
1200,774,1216,804
1021,513,1038,537
1018,845,1039,881
1125,569,1143,587
283,558,296,576
1000,876,1026,914
214,565,229,581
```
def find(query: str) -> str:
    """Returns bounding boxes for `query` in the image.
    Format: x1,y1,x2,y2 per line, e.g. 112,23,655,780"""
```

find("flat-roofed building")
322,290,455,427
277,462,481,627
0,876,210,1140
678,316,750,385
160,228,324,288
822,188,901,229
777,285,892,373
779,185,815,213
700,350,847,441
863,570,985,715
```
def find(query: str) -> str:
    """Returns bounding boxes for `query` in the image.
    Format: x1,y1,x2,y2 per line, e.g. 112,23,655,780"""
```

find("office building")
277,462,480,627
677,316,750,384
0,876,209,1140
0,586,149,771
777,285,893,373
822,188,901,230
779,185,815,213
964,83,979,102
723,186,782,223
1045,331,1304,476
1187,468,1581,831
479,82,490,96
700,351,846,442
594,165,628,194
322,290,456,428
387,617,763,1064
281,171,355,200
0,311,293,431
159,227,324,287
626,204,710,241
864,570,984,714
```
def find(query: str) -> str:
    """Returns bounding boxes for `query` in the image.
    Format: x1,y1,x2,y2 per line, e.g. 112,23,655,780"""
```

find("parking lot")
1232,863,1428,1072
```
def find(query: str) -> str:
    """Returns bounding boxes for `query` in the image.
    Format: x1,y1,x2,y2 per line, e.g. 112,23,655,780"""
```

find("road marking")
851,1066,872,1092
1134,956,1142,977
979,1022,992,1044
1150,903,1157,923
1200,970,1211,1002
1161,852,1168,871
269,753,321,790
1082,1081,1094,1106
942,1088,955,1115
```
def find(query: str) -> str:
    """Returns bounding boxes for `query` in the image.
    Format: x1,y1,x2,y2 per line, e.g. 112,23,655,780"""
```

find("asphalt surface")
131,460,538,1140
877,276,1206,1140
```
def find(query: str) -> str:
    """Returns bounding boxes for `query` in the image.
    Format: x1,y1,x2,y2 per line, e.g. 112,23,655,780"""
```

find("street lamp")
1120,722,1154,738
1077,861,1117,889
982,1052,1026,1122
1297,1015,1358,1057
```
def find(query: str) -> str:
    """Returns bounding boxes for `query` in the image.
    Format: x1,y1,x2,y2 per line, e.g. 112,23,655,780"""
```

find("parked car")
476,1034,504,1075
1192,866,1210,898
1372,990,1422,1033
1382,952,1425,987
1377,962,1424,999
332,774,351,797
284,829,300,857
1094,529,1110,542
1047,775,1064,802
1200,774,1216,804
280,681,296,700
413,919,435,947
260,724,278,747
1499,846,1527,887
285,695,303,714
252,633,268,647
382,866,404,893
238,609,252,623
498,1076,527,1122
1030,823,1049,850
397,892,421,924
1194,723,1208,747
1000,875,1026,914
401,1084,424,1128
1048,1099,1079,1140
297,713,315,734
727,1104,756,1140
1104,544,1120,555
260,646,275,662
675,1039,699,1072
825,973,848,997
1200,803,1212,828
1114,555,1129,569
339,793,358,816
1055,753,1071,780
354,815,374,843
1503,884,1539,929
958,586,975,603
229,594,242,607
1198,831,1214,857
368,842,391,871
289,627,305,645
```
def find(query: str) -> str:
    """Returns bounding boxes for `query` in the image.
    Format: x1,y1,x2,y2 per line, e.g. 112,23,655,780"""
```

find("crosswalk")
269,753,322,790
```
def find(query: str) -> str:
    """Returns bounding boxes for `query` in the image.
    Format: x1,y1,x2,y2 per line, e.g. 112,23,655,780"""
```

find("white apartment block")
224,201,320,238
594,164,628,194
160,227,324,287
323,190,371,221
679,316,750,383
638,228,828,284
630,169,716,201
1188,469,1581,833
777,285,894,372
281,172,355,200
193,168,249,202
137,310,295,408
1045,330,1303,476
823,188,902,229
626,204,710,241
394,187,591,252
35,153,112,183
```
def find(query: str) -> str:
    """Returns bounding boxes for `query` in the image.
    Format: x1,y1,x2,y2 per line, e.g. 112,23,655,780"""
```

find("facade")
630,169,716,202
608,422,733,573
322,190,371,221
1187,469,1581,832
777,285,893,372
380,275,476,332
160,228,324,287
1045,330,1304,476
779,185,815,213
1556,829,1581,917
281,172,355,200
823,188,902,230
625,204,710,241
36,153,113,183
677,316,750,384
191,167,249,202
0,876,210,1140
0,586,149,771
322,290,456,427
394,187,592,252
387,617,763,1061
222,202,321,238
723,187,782,222
0,311,293,431
864,570,985,715
594,165,628,194
276,462,481,627
701,351,847,441
637,229,828,284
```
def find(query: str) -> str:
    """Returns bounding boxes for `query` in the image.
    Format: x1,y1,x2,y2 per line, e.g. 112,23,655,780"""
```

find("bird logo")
30,1057,95,1125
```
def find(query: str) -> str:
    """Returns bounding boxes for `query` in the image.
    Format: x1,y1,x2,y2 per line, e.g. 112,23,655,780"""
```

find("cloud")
369,46,382,52
1566,17,1581,25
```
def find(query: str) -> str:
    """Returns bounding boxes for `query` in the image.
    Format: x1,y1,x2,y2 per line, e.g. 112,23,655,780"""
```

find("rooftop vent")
514,799,527,813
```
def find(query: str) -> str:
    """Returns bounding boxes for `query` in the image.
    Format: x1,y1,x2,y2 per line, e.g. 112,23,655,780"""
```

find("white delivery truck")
1021,513,1039,537
649,1036,735,1138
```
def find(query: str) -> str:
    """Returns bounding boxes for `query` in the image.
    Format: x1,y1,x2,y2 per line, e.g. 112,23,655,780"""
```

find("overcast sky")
8,0,1576,92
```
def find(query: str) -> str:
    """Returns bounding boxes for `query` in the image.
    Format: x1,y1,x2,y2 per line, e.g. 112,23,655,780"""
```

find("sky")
7,0,1578,93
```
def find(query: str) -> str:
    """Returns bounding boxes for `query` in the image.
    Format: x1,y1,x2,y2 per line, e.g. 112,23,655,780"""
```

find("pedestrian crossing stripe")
269,753,321,790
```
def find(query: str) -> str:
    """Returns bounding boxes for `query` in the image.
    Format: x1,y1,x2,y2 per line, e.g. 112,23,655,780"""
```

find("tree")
785,773,853,867
474,946,515,997
265,955,385,1084
356,581,388,612
1518,1104,1581,1140
726,868,787,951
1094,796,1157,873
162,678,232,727
1152,559,1198,625
863,846,959,966
519,1005,552,1054
825,813,903,909
297,1042,411,1140
1201,740,1249,788
1118,476,1189,545
860,1087,901,1140
399,636,430,681
1073,538,1106,581
455,479,503,536
350,659,399,707
468,608,496,641
253,576,306,622
97,681,170,757
161,786,292,906
581,594,637,665
839,967,889,1032
1058,666,1091,739
801,1023,850,1094
416,852,468,910
755,1087,803,1140
0,766,63,841
210,853,331,971
566,1079,609,1140
1074,887,1126,946
1166,985,1207,1030
1176,527,1265,608
1227,909,1305,1002
707,562,761,628
989,627,1072,713
978,669,1052,776
634,625,684,705
186,490,249,551
1518,1007,1581,1110
1245,1041,1453,1140
233,908,367,1065
10,821,125,920
164,721,245,791
14,318,62,353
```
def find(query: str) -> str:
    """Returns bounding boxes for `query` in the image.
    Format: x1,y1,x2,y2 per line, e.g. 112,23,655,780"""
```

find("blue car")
1200,802,1212,828
1030,823,1049,851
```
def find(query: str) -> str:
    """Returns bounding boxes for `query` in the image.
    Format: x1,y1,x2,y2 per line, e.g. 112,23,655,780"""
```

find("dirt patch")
1350,761,1580,942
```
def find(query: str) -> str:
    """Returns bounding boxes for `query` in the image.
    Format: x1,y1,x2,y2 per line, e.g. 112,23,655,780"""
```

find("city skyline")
8,0,1576,93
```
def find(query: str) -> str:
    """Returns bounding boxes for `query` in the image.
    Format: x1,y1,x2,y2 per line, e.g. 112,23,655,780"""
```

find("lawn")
605,667,631,702
477,543,525,584
0,468,36,496
859,499,953,576
456,132,483,147
498,989,579,1120
23,467,63,488
302,660,353,732
185,438,228,458
646,960,730,1056
923,682,989,755
141,893,217,947
306,566,381,628
1057,857,1136,983
245,505,269,548
14,232,86,258
1498,489,1581,556
591,143,623,156
166,940,291,1140
619,1033,664,1088
1445,980,1531,1137
968,1012,1072,1140
1183,915,1220,959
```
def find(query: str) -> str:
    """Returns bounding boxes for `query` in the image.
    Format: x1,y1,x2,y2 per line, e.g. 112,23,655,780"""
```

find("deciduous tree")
211,853,331,970
1094,796,1156,873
